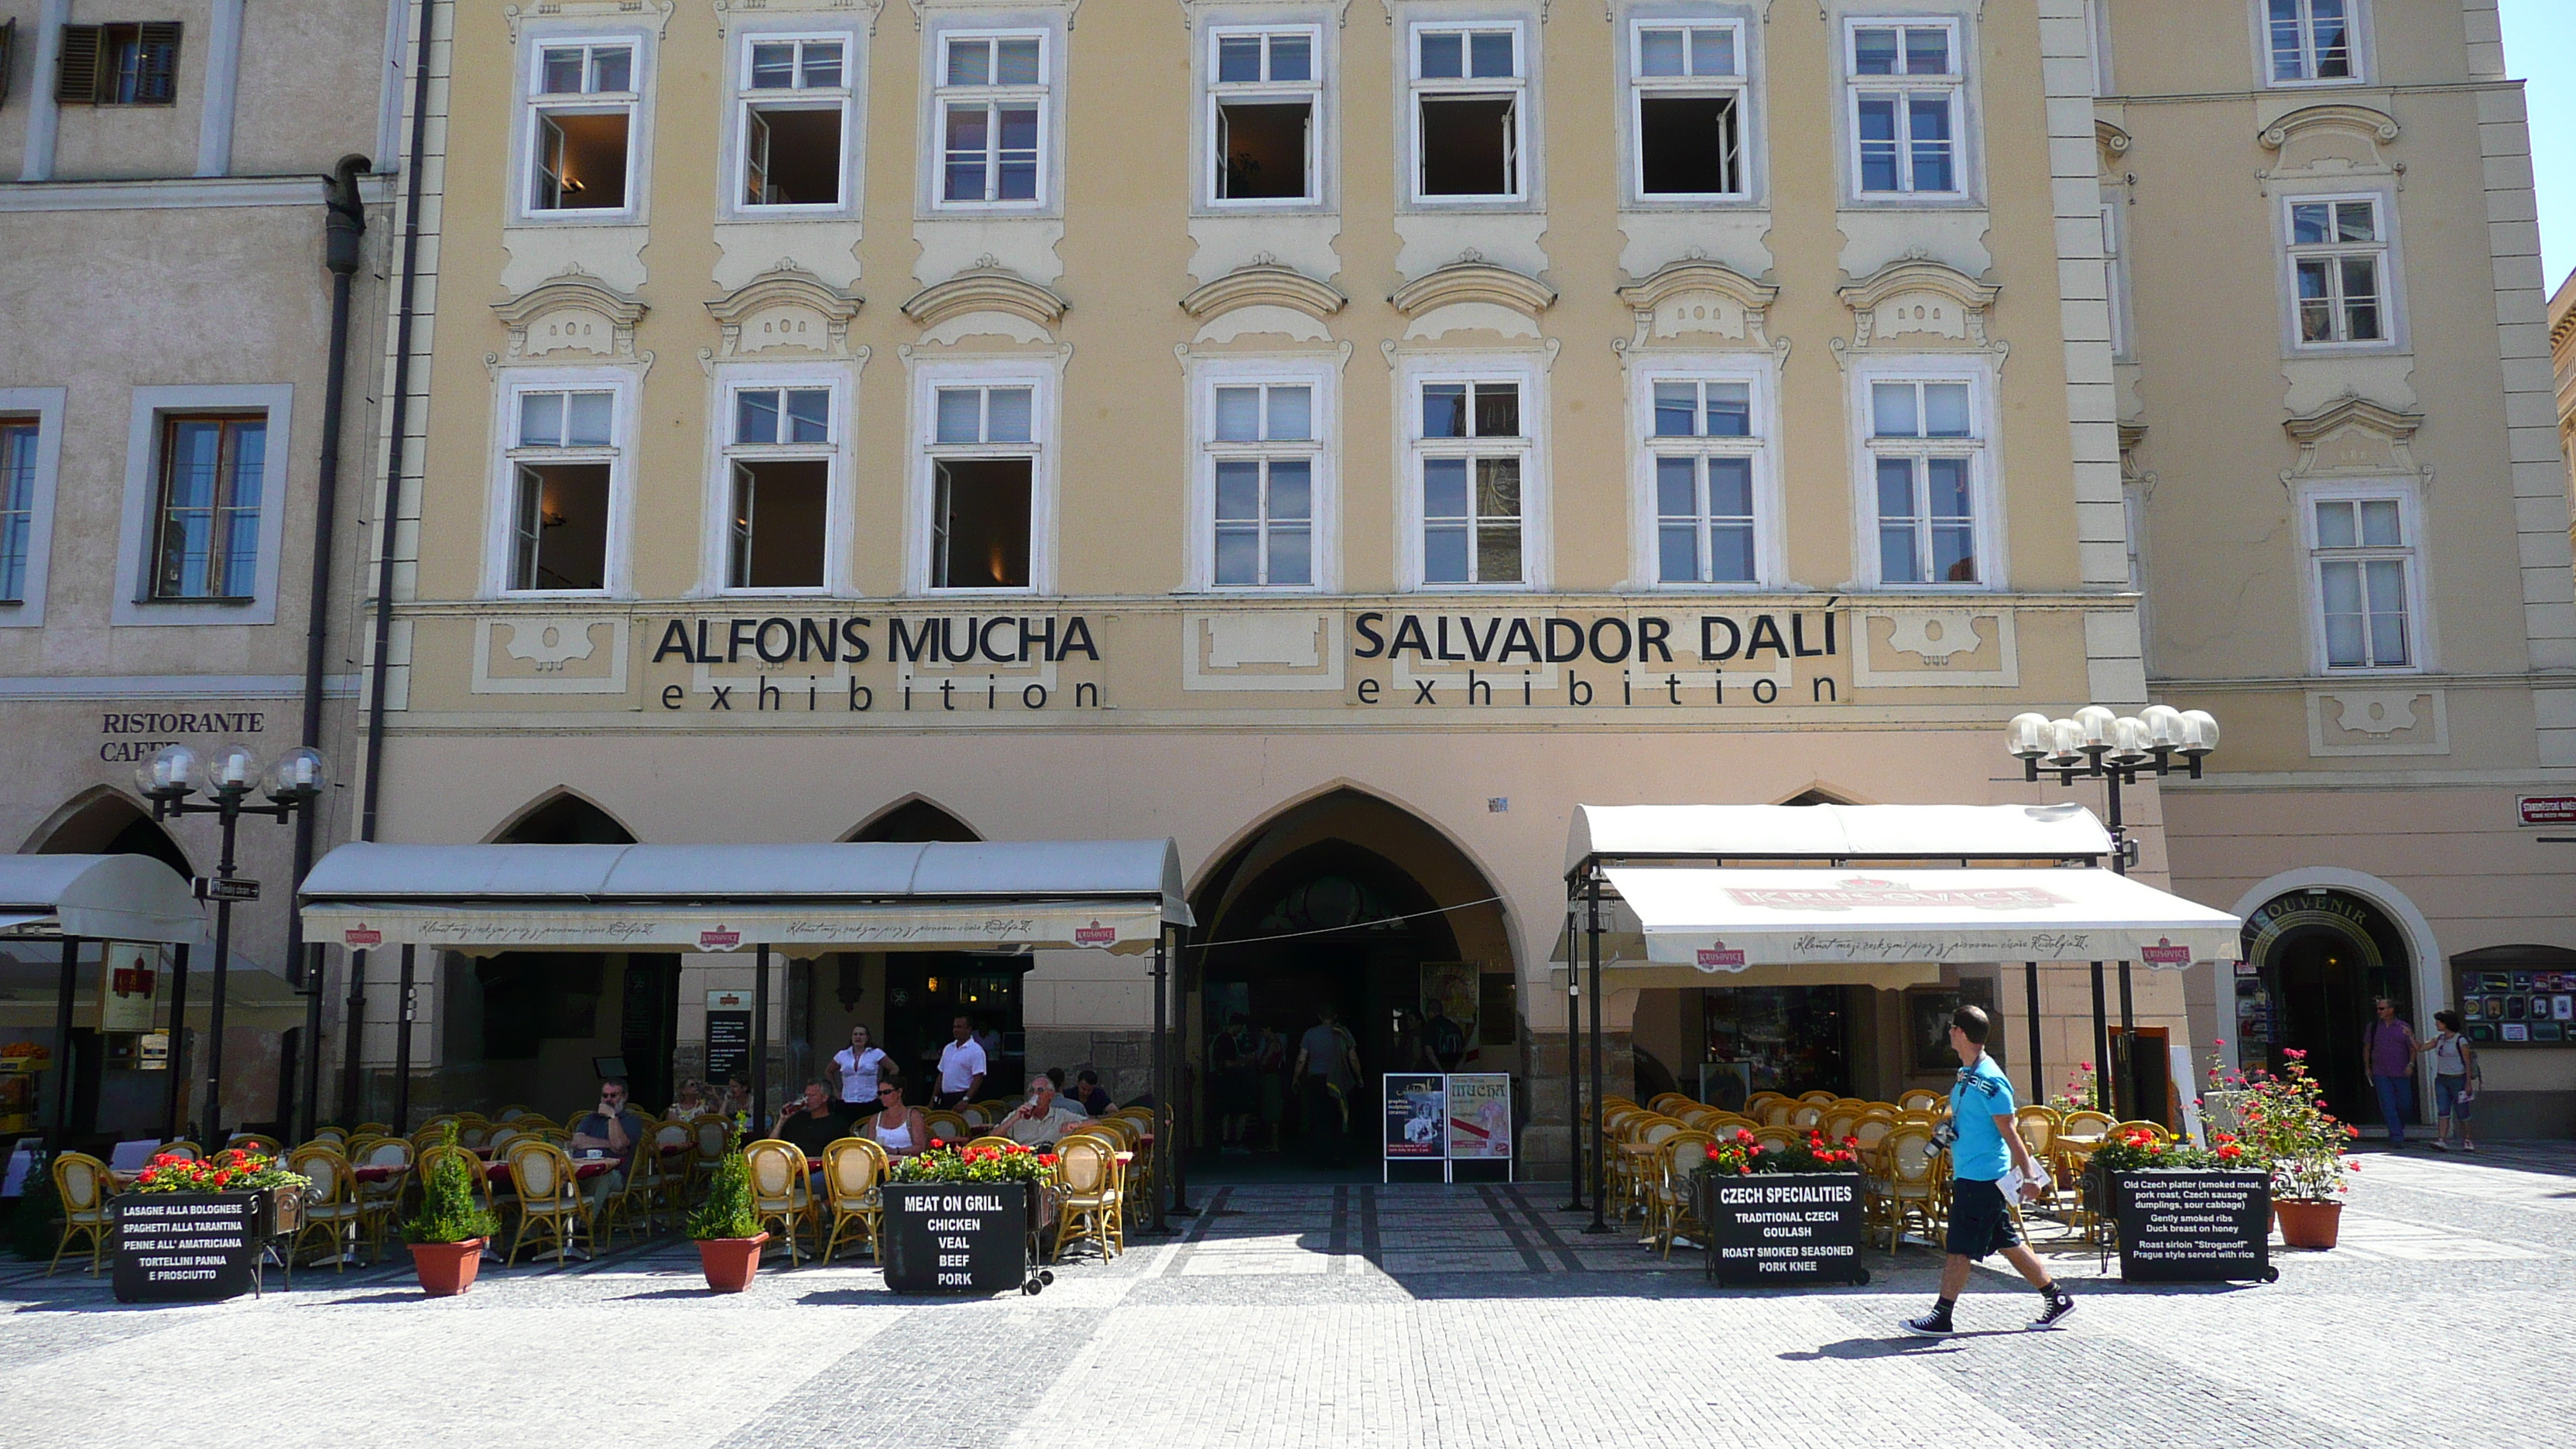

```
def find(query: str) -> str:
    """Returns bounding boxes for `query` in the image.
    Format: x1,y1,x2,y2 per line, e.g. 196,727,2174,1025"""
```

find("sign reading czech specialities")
880,1183,1027,1293
113,1193,265,1303
2110,1170,2273,1283
1697,1171,1871,1286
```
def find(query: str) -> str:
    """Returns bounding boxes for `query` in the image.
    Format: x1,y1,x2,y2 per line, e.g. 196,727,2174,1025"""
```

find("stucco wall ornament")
2279,390,2432,494
900,264,1069,332
1180,262,1348,323
716,0,879,39
1612,258,1781,352
492,268,650,361
1828,256,2004,371
505,0,677,43
704,264,865,358
2257,104,2402,194
1388,257,1556,321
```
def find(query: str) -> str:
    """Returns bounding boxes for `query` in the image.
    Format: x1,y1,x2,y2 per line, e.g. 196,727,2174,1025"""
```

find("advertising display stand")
2108,1169,2276,1283
1381,1073,1514,1183
880,1183,1033,1293
1694,1171,1870,1287
113,1192,276,1302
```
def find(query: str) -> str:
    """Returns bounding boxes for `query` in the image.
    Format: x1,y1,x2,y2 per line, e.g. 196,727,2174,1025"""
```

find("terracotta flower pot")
2274,1198,2343,1250
696,1233,769,1293
409,1238,487,1297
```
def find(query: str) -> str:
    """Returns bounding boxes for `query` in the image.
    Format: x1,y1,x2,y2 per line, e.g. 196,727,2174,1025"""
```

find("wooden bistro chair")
47,1153,115,1276
505,1139,596,1266
742,1139,817,1264
690,1117,735,1199
286,1144,368,1270
1051,1133,1124,1264
156,1140,204,1161
1759,1100,1800,1127
1649,1132,1716,1259
1897,1088,1944,1115
350,1136,414,1255
822,1137,888,1263
648,1120,697,1217
1875,1125,1944,1251
921,1110,971,1147
224,1133,283,1156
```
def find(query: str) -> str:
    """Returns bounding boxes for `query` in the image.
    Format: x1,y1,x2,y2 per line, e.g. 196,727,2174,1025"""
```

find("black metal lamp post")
137,741,326,1143
2005,704,2216,1120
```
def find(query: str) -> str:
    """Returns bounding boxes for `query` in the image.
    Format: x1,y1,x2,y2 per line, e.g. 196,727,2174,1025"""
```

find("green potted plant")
687,1132,767,1292
402,1125,498,1296
2225,1048,2360,1249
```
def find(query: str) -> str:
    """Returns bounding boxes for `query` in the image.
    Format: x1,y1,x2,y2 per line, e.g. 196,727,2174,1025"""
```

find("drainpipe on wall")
289,155,370,1140
348,0,439,1118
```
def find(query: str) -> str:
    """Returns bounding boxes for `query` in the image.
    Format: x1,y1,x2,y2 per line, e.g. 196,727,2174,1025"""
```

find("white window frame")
906,360,1058,595
2300,481,2427,675
1841,15,1966,202
1204,22,1327,211
1187,356,1339,593
704,364,855,597
1396,353,1548,592
1629,358,1780,590
111,385,295,628
2102,194,2132,359
513,30,651,225
1405,17,1530,207
2282,190,2399,352
0,388,67,629
1845,356,2002,592
929,27,1053,213
485,368,638,599
2256,0,2367,88
1623,15,1752,206
724,26,865,220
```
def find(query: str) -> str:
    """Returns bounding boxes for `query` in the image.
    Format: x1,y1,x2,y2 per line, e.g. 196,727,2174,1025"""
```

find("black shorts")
1945,1177,2023,1260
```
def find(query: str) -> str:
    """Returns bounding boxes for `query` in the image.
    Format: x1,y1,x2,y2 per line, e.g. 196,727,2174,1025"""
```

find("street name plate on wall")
880,1183,1026,1293
2112,1170,2273,1283
113,1193,263,1303
1697,1172,1870,1287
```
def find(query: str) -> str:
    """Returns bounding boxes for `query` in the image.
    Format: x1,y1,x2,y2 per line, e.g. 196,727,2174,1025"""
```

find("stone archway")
2241,888,2416,1126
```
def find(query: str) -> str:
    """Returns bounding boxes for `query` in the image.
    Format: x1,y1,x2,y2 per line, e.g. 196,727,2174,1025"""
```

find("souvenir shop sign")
881,1183,1027,1293
1696,1171,1870,1287
2110,1170,2274,1283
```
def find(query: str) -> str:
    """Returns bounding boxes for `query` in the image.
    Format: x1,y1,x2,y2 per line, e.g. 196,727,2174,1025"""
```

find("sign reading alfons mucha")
445,600,2067,723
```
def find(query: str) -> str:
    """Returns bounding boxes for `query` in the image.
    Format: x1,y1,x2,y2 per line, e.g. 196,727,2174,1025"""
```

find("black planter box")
879,1182,1029,1293
112,1191,266,1303
1694,1170,1870,1287
2104,1167,2275,1283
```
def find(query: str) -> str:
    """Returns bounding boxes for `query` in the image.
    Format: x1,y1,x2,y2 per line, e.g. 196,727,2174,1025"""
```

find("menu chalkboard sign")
880,1182,1027,1293
704,1010,752,1083
1697,1172,1870,1287
2112,1170,2274,1283
113,1193,264,1302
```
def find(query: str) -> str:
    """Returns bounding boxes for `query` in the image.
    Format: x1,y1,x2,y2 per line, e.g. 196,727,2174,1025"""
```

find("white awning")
298,839,1194,957
1564,865,2241,972
0,854,210,947
1564,803,2112,872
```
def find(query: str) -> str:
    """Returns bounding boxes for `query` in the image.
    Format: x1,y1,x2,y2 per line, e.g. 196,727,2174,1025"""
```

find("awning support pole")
1584,875,1609,1235
2116,959,2138,1122
2023,961,2045,1108
1560,899,1583,1213
393,944,415,1133
300,943,326,1143
753,944,771,1127
163,941,192,1139
2089,961,2112,1118
1148,924,1173,1233
341,949,367,1127
51,937,77,1150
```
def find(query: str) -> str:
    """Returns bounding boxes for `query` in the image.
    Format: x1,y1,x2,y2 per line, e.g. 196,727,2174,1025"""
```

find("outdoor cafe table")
487,1158,618,1189
353,1163,411,1184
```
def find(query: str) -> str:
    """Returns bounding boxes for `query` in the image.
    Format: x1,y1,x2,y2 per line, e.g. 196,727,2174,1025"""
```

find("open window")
927,385,1036,591
1209,28,1317,204
724,386,832,590
528,41,636,213
507,389,615,593
1412,26,1523,201
742,36,848,207
1632,22,1745,200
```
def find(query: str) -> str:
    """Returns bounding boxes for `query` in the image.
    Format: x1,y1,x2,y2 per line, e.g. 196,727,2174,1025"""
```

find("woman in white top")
2417,1009,2481,1152
868,1068,930,1159
831,1025,891,1118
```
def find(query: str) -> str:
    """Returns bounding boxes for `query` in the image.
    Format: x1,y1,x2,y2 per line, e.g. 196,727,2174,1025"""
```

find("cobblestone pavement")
5,1144,2573,1449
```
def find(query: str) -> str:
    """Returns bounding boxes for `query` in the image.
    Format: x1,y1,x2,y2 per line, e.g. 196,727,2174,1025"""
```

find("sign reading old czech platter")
2111,1170,2273,1283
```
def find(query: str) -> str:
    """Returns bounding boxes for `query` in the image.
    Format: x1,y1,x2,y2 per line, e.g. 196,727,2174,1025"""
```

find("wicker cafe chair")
1759,1101,1799,1127
964,1135,1019,1155
1618,1118,1684,1223
1647,1092,1696,1115
420,1142,503,1235
287,1145,367,1270
605,1141,664,1245
1649,1131,1716,1259
1875,1126,1944,1251
822,1137,887,1263
1789,1103,1828,1131
2109,1118,2174,1145
156,1140,204,1161
1897,1089,1944,1114
505,1139,595,1266
1824,1108,1863,1143
225,1133,283,1156
690,1117,735,1197
921,1110,971,1146
649,1120,697,1218
350,1137,414,1255
1752,1124,1799,1153
1050,1133,1123,1263
47,1153,115,1276
743,1139,817,1263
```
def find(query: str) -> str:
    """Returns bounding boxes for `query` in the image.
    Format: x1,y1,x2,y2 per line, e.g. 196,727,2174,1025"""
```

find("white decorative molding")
2119,422,2156,502
505,0,676,43
704,264,866,358
1389,258,1557,322
472,618,631,694
910,0,1084,30
1181,611,1347,692
1612,259,1781,351
2279,391,2431,493
900,264,1069,332
715,0,881,39
1851,608,2019,688
491,270,650,361
2257,103,2403,193
1180,262,1348,323
2095,119,2131,170
1833,257,2002,350
2307,687,2448,757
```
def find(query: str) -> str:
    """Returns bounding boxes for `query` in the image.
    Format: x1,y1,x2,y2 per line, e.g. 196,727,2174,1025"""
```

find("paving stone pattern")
5,1146,2574,1448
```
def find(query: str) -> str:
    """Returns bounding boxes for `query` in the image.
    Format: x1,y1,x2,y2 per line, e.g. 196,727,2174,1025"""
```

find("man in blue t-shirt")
1903,1005,2075,1337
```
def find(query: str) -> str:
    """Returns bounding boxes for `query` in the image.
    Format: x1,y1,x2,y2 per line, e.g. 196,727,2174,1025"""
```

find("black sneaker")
2030,1295,2077,1331
1901,1313,1956,1338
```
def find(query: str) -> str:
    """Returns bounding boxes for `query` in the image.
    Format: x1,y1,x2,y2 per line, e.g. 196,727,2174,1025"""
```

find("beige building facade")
327,0,2571,1159
0,2,399,1136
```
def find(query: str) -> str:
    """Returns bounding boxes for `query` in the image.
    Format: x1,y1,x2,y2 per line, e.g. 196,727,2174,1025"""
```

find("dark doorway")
2241,890,2414,1129
846,800,1010,1096
467,793,654,1108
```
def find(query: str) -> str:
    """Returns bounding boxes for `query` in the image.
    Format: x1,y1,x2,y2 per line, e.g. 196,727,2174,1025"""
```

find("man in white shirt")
830,1024,889,1119
935,1014,988,1108
997,1074,1086,1147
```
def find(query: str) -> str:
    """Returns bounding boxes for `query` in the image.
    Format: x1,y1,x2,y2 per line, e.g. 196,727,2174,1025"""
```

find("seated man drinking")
995,1073,1087,1148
